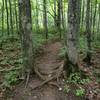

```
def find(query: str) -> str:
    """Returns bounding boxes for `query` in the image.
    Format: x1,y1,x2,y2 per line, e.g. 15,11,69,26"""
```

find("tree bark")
5,0,10,35
18,0,35,76
14,0,18,34
97,3,100,33
92,0,97,38
43,0,48,39
85,0,91,66
36,0,39,29
9,0,13,35
1,0,4,36
57,0,61,38
54,0,57,27
64,0,81,76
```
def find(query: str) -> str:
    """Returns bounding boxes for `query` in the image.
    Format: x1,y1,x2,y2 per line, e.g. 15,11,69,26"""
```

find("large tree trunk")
64,0,81,76
18,0,34,76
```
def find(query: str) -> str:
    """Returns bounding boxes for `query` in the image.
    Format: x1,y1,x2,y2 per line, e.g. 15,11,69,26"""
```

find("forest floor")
11,40,68,100
0,39,100,100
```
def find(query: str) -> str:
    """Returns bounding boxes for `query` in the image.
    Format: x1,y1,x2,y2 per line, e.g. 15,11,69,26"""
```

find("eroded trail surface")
12,41,67,100
36,41,62,78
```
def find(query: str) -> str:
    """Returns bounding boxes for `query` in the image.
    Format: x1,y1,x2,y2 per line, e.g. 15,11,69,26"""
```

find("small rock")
59,87,62,91
33,95,37,99
48,74,52,78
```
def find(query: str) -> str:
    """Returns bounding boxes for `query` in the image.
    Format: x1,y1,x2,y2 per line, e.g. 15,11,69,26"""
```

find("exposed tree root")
31,76,56,90
34,66,46,80
32,63,64,90
48,82,60,88
25,71,30,88
0,66,21,72
39,70,57,75
56,63,64,83
35,62,63,75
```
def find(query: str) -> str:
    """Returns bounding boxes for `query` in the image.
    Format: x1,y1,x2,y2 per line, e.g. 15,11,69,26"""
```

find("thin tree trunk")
9,0,13,35
97,3,100,33
57,0,61,38
81,0,85,29
14,0,18,34
43,0,48,39
36,0,39,29
92,0,97,39
2,0,4,36
61,0,64,29
5,0,10,35
90,0,93,32
85,0,91,66
54,0,57,27
63,0,66,30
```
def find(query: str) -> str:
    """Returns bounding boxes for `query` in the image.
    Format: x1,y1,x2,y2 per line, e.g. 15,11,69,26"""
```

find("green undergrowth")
66,73,90,85
63,72,90,97
63,72,100,98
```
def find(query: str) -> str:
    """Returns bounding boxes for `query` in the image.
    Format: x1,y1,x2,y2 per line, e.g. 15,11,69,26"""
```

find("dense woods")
0,0,100,100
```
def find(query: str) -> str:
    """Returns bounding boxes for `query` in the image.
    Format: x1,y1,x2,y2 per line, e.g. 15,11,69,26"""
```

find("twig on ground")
0,67,21,72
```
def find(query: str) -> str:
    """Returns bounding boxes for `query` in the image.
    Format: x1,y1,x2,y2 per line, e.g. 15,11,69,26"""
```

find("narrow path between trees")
13,40,68,100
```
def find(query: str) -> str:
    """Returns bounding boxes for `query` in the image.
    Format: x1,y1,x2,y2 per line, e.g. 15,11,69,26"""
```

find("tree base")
63,57,79,77
83,54,92,67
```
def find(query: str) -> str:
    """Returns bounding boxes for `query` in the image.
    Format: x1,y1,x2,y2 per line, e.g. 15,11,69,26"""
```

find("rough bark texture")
18,0,34,75
64,0,81,75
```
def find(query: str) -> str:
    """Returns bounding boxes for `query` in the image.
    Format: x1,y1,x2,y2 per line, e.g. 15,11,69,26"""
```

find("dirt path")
36,41,62,77
11,41,67,100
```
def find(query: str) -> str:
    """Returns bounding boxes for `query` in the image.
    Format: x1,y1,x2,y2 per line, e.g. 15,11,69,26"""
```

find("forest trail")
36,40,62,78
12,40,67,100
